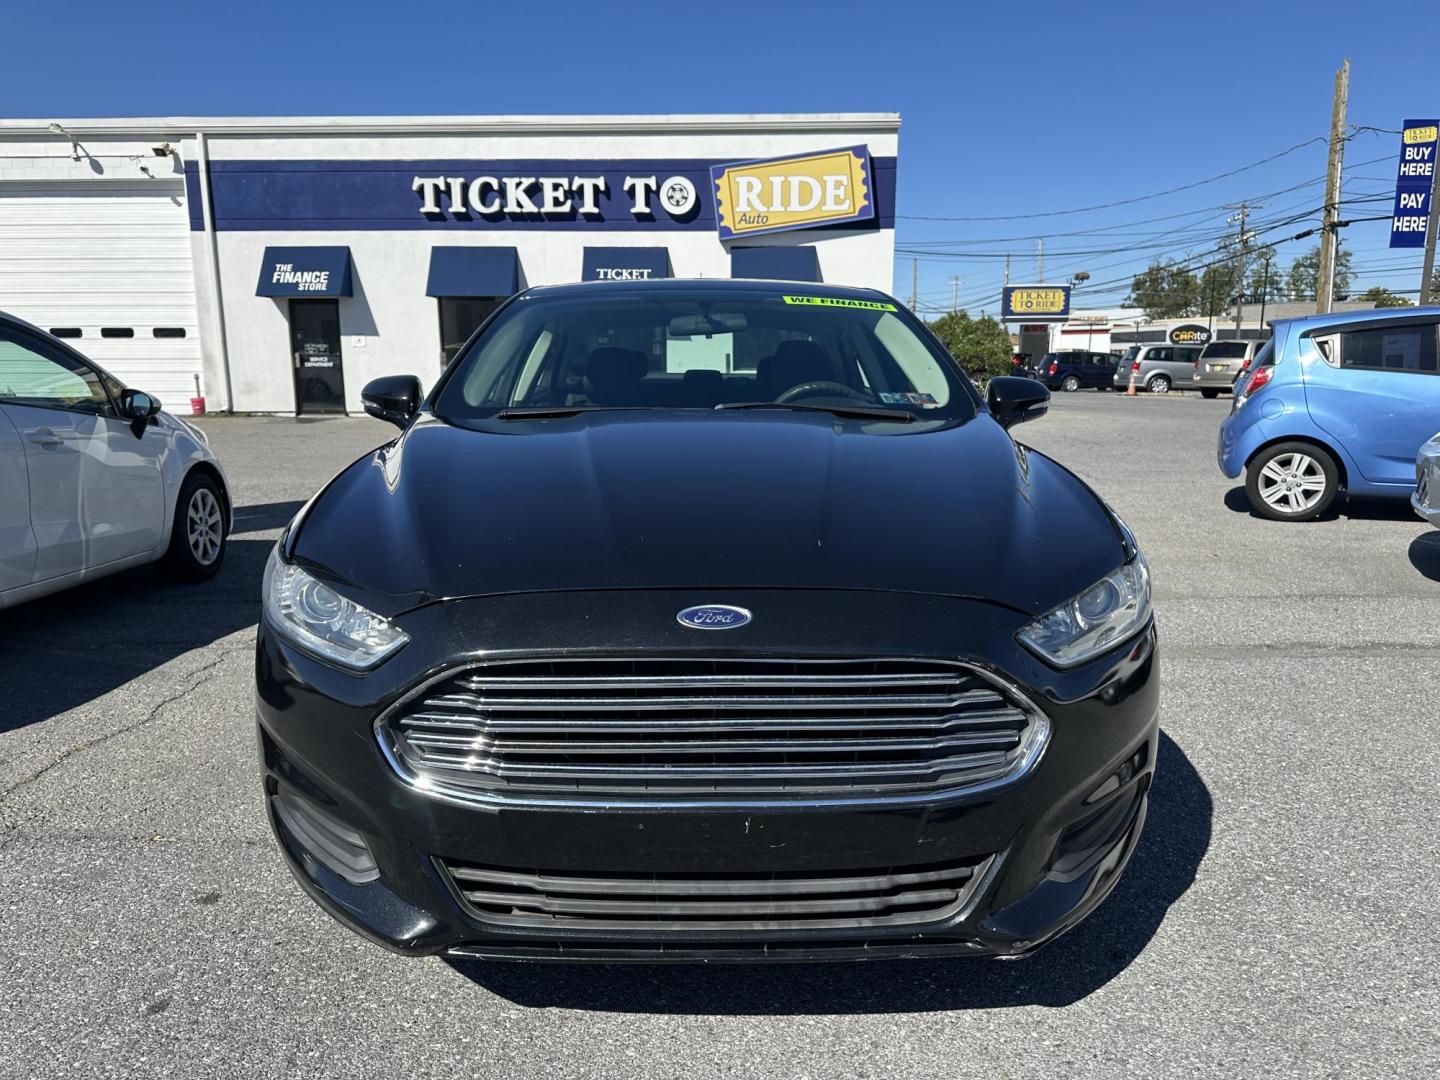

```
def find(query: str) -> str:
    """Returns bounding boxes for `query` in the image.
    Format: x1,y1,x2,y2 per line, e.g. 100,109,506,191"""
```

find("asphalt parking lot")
3,392,1438,1079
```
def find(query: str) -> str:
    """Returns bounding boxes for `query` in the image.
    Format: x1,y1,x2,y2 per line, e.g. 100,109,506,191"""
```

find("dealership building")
0,113,899,414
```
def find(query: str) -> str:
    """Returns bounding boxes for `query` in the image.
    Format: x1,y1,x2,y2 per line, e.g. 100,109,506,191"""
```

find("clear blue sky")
3,0,1432,316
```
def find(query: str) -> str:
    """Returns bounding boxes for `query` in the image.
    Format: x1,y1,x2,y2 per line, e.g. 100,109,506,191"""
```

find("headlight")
1017,553,1151,668
263,548,408,670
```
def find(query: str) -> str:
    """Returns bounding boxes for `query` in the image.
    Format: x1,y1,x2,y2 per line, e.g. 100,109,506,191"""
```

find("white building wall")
210,226,894,415
4,116,900,415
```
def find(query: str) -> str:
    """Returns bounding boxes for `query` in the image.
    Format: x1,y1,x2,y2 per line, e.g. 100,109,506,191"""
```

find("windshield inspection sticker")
879,392,939,407
782,295,897,311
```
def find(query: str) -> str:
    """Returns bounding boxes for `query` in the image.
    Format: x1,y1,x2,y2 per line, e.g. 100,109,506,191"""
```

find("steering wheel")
775,381,871,404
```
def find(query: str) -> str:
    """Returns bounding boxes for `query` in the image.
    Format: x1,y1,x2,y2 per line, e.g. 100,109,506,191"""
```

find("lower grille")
441,856,994,933
378,657,1046,806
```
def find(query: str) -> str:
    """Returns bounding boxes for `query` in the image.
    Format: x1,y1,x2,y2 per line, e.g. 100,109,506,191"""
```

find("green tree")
1286,244,1353,301
1357,285,1413,308
1198,262,1242,317
926,311,1015,379
1126,259,1201,318
1245,248,1288,303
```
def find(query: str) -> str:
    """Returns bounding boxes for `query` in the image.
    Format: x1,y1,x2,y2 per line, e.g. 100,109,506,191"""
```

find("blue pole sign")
1390,119,1438,249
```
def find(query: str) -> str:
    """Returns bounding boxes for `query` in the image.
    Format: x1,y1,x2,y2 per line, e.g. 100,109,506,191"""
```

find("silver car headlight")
263,548,408,670
1017,553,1151,669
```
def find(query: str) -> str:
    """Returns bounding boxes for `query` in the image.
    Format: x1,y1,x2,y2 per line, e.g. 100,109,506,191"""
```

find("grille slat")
402,729,1021,756
427,690,981,712
442,855,993,932
447,863,968,896
381,657,1043,804
407,749,1015,780
399,705,1015,734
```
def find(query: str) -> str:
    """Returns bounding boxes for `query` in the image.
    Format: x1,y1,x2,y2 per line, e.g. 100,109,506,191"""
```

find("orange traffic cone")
1126,369,1137,397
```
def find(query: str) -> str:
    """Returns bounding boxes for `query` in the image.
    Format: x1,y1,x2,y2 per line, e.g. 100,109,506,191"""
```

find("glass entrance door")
438,297,502,367
290,299,346,414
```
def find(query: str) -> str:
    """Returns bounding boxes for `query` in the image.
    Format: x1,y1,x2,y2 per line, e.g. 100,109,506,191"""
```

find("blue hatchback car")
1219,307,1440,520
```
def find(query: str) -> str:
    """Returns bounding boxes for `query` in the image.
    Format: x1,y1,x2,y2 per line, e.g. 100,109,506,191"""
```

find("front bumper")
1414,445,1440,527
256,589,1159,961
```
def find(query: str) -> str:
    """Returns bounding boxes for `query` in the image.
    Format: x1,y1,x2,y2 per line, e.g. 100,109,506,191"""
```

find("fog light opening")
271,785,380,885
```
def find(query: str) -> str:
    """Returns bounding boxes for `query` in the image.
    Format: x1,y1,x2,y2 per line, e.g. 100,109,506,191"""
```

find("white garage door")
0,179,202,407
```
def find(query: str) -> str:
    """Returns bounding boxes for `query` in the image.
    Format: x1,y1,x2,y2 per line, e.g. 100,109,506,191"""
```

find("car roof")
1273,304,1440,334
518,277,900,304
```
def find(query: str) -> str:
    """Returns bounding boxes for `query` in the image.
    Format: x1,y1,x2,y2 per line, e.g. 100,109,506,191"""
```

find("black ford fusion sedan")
256,278,1158,962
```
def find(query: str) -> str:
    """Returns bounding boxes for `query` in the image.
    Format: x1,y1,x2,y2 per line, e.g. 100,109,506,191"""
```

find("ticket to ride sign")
712,146,874,239
1390,119,1438,249
1001,284,1072,321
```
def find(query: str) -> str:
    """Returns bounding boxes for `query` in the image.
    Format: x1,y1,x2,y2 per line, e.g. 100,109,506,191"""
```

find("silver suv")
1192,340,1262,398
1112,344,1204,393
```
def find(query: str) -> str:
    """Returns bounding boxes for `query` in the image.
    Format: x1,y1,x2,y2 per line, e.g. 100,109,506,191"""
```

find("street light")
47,121,81,162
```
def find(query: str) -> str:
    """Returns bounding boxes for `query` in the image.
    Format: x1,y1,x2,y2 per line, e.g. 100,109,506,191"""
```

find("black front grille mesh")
441,855,994,932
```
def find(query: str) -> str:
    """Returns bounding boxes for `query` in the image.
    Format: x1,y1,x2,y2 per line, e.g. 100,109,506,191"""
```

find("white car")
1415,432,1440,529
1,312,231,609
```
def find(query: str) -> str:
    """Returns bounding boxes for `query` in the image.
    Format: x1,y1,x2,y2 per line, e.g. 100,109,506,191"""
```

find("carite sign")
1001,284,1072,321
711,146,875,239
1169,324,1211,345
1390,118,1438,249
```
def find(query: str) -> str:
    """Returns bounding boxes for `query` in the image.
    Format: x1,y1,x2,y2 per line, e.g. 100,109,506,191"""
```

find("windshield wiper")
714,401,915,423
496,406,659,421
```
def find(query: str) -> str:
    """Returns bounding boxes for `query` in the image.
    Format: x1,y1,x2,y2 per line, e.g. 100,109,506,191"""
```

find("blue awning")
581,247,671,282
730,246,821,283
425,246,520,297
255,246,352,297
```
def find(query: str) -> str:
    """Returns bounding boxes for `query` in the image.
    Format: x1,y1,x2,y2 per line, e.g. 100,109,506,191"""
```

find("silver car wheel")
1257,453,1328,515
186,488,224,565
1147,375,1170,394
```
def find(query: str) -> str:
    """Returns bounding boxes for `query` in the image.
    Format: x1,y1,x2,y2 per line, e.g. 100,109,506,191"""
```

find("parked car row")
1031,341,1263,397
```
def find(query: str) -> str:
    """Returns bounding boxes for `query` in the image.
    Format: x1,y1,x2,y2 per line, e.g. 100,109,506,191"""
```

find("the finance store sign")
187,147,891,239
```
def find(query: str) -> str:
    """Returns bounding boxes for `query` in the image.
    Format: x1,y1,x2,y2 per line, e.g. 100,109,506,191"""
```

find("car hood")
290,411,1125,618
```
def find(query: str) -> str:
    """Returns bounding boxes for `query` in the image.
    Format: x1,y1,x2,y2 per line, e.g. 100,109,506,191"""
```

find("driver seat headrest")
585,347,648,404
758,339,833,396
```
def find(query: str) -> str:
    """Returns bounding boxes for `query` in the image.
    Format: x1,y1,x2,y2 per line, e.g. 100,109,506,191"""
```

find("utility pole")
1258,255,1270,332
1036,239,1044,283
1421,157,1439,305
909,258,917,312
1227,202,1255,336
1316,58,1350,314
1004,253,1011,286
950,276,962,314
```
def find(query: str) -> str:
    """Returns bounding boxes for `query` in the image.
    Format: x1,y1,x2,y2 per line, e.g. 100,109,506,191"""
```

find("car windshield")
431,288,978,421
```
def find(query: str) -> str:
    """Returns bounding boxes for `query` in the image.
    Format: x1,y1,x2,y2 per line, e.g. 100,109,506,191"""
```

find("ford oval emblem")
676,604,752,630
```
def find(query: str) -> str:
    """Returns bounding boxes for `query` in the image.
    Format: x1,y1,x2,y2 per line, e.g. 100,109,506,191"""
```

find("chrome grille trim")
376,657,1050,810
440,854,997,932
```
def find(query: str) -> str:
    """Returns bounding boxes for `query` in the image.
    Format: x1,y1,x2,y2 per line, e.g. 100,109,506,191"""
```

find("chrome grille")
441,855,994,932
379,657,1046,805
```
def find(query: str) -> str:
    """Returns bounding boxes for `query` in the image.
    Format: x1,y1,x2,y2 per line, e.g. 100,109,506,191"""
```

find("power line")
897,137,1329,222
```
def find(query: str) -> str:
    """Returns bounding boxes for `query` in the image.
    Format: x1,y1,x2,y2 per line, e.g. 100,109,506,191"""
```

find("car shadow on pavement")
451,729,1211,1014
1223,485,1420,522
0,500,303,736
1407,531,1440,581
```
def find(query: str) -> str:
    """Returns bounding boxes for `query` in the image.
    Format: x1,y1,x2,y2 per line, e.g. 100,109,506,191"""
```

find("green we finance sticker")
782,295,897,311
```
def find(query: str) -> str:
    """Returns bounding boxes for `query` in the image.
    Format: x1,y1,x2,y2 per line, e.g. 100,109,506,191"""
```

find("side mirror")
362,375,423,430
986,376,1049,429
119,388,162,421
